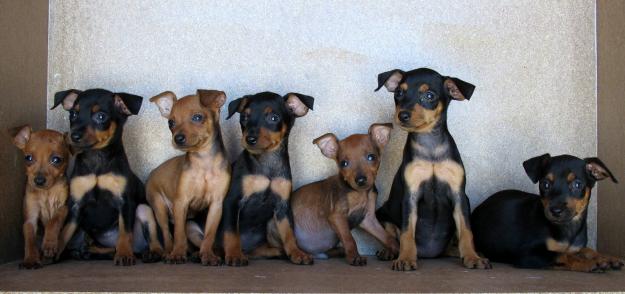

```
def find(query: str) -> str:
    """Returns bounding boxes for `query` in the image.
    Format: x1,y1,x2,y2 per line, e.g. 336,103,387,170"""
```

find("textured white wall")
47,0,597,253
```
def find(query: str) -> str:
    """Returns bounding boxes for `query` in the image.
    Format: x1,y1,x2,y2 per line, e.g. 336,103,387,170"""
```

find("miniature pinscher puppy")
9,126,70,269
291,123,399,266
472,154,624,272
146,89,230,265
52,88,156,266
221,91,314,266
375,68,491,271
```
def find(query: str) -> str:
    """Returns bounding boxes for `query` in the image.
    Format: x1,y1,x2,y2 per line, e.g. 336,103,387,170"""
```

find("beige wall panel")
47,0,597,253
0,0,49,262
597,0,625,256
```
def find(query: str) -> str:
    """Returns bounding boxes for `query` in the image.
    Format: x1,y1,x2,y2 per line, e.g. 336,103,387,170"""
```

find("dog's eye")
572,180,583,190
192,114,204,122
340,160,349,168
541,180,551,190
24,154,33,162
168,120,175,129
92,112,108,123
268,113,281,123
50,156,63,165
422,91,436,102
69,110,78,122
367,154,377,161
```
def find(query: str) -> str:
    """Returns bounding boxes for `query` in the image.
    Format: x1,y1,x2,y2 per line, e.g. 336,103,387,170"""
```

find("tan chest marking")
404,159,464,194
70,175,97,201
242,175,271,198
97,174,127,198
546,238,581,253
270,177,292,200
70,173,127,201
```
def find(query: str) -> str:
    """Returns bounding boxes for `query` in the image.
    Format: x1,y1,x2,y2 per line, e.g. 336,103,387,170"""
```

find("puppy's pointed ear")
369,123,393,150
523,153,551,183
51,89,82,110
284,93,314,117
149,91,177,118
8,125,32,150
198,89,226,110
375,69,404,92
313,133,339,160
227,96,249,119
584,157,618,183
444,77,475,101
114,92,143,115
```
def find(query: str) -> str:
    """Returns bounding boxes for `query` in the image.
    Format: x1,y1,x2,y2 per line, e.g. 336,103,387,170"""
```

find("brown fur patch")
546,173,555,182
418,84,429,92
93,121,117,149
434,160,464,193
70,175,97,201
399,83,409,91
97,173,127,198
546,238,579,253
270,178,292,200
571,187,591,220
404,159,434,193
242,175,270,198
395,102,444,133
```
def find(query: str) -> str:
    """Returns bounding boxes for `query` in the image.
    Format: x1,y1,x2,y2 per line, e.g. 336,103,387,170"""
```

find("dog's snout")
34,175,46,187
246,136,258,146
70,132,82,143
355,175,367,187
174,134,186,146
549,206,564,217
398,111,411,123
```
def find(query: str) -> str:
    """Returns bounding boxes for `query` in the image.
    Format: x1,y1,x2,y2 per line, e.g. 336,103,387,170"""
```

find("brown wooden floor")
0,257,624,292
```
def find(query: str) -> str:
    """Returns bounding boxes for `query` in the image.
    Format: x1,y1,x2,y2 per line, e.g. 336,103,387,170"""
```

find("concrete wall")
0,0,49,263
597,0,625,256
47,0,597,253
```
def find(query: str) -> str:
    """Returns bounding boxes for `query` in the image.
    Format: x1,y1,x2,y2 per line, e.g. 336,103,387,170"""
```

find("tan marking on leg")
249,244,284,259
393,207,418,271
70,175,97,201
452,205,489,269
270,177,292,200
97,173,127,198
199,200,223,266
224,231,248,266
114,214,135,266
56,221,78,260
147,191,171,254
242,175,270,198
275,217,312,265
572,188,591,221
434,160,464,193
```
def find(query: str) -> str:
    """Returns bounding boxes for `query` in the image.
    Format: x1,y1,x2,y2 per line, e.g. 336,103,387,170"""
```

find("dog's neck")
189,124,227,160
245,140,291,179
75,140,128,173
405,120,455,161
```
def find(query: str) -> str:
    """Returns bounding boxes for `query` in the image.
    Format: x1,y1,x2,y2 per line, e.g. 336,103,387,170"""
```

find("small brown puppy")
146,89,231,265
10,126,70,269
291,123,399,265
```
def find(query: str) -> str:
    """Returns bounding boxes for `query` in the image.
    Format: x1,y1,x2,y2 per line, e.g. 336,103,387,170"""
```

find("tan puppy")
10,126,70,269
146,89,231,265
291,123,399,265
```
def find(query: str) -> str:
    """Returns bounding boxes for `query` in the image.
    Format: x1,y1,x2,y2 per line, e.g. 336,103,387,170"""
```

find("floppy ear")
313,133,339,160
8,125,32,150
149,91,177,118
227,96,249,119
51,89,82,110
369,123,393,150
375,69,404,92
114,92,143,115
284,93,314,117
444,77,475,101
584,157,618,183
523,153,551,183
198,89,226,110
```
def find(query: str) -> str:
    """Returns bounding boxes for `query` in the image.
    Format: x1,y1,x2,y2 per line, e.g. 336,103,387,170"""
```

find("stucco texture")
47,0,597,254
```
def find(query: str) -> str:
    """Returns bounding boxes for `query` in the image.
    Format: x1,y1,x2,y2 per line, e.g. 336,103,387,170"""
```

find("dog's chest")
36,183,68,223
345,191,369,228
403,159,464,195
183,157,230,208
240,174,292,201
69,173,127,202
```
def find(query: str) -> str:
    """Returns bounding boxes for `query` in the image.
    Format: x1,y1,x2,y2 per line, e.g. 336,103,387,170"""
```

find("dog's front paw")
348,254,367,266
165,250,187,264
596,254,624,270
42,238,59,259
114,251,136,266
391,257,417,271
200,251,222,266
462,255,492,269
20,257,42,270
289,249,313,265
141,250,163,263
225,252,248,266
376,248,397,261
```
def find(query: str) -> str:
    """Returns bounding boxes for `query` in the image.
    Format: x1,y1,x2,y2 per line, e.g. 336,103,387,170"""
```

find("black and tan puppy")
291,123,399,266
52,88,156,266
375,68,491,270
221,91,314,266
10,126,70,269
472,154,623,272
146,90,230,265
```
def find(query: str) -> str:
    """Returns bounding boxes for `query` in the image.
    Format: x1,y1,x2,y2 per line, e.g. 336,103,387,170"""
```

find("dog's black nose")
550,207,564,217
174,134,186,146
355,176,367,187
70,132,82,143
34,175,46,187
246,136,257,146
398,111,411,123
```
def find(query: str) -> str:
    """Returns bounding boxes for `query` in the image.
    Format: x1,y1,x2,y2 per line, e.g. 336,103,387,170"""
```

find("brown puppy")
291,123,399,265
10,126,70,269
146,89,230,265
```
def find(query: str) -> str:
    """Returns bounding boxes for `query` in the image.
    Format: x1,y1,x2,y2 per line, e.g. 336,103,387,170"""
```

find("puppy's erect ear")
51,89,82,110
9,125,32,150
198,89,226,110
313,133,339,160
227,96,249,119
584,157,618,183
114,92,143,116
149,91,177,119
375,69,404,92
444,77,475,101
523,153,551,184
284,93,314,117
369,123,393,150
